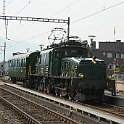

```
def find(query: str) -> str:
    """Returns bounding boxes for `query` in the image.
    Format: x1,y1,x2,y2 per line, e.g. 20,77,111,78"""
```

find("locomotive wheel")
35,82,38,90
68,88,76,100
55,88,59,96
38,83,44,92
11,77,16,84
59,91,62,97
46,85,50,94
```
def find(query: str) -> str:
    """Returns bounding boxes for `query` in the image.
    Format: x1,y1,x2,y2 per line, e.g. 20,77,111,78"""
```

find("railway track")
0,82,124,124
0,86,79,124
0,102,29,124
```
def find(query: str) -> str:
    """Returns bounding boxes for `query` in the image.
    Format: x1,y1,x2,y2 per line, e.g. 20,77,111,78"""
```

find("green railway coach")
8,51,40,83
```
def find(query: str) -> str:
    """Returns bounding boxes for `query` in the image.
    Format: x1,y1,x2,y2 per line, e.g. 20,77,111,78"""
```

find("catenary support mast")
0,15,70,40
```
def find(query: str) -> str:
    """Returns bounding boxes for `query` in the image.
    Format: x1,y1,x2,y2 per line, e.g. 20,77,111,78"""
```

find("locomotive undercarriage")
27,75,107,101
10,74,115,101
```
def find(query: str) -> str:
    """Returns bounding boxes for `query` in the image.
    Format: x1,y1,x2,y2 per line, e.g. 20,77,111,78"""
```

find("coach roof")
8,51,39,60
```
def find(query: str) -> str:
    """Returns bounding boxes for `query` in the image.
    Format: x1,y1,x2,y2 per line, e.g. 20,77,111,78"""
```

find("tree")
120,63,124,73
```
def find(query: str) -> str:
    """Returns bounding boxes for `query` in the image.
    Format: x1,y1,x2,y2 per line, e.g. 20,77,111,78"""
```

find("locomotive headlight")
92,59,96,64
79,73,84,78
92,56,97,64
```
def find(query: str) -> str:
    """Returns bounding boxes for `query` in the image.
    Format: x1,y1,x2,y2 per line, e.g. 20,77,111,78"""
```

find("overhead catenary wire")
49,0,79,17
1,0,80,46
72,1,124,23
71,0,97,19
17,0,124,45
15,0,34,15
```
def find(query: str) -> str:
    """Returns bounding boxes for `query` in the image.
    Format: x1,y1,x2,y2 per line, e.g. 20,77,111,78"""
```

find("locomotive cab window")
61,47,92,58
54,49,59,58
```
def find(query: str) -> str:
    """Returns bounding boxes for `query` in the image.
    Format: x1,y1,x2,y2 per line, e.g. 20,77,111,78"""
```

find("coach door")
51,49,60,76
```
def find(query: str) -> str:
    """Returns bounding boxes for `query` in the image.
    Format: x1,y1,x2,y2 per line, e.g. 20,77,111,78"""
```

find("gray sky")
0,0,124,61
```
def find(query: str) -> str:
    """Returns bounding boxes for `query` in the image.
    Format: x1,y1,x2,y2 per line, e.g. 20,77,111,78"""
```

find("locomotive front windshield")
61,47,92,58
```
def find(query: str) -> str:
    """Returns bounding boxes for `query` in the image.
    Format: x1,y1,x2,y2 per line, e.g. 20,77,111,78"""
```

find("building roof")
99,40,124,52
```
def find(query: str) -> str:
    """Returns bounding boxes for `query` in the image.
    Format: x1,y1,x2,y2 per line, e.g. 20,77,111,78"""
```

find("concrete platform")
104,91,124,107
0,80,5,85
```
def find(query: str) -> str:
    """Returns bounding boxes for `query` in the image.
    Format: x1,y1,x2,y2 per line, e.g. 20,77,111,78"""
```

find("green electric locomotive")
29,39,115,101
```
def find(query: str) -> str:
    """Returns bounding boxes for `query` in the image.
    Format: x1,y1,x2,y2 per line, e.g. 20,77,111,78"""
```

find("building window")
121,54,124,59
107,53,112,58
116,53,119,58
103,52,106,56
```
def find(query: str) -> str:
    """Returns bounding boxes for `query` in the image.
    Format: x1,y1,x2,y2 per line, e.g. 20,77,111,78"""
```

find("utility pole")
3,42,6,63
88,35,96,49
67,17,70,41
0,42,6,62
0,42,6,78
3,0,8,39
3,0,5,16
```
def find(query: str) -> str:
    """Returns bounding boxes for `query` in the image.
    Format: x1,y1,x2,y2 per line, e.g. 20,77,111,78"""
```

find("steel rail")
0,84,104,124
0,87,79,124
0,96,41,124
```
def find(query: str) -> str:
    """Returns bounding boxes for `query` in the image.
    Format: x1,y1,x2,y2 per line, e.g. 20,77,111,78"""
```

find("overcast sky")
0,0,124,61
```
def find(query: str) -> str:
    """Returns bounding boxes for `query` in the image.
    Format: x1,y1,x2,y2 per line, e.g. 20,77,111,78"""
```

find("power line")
49,0,79,17
7,30,50,49
2,0,124,50
15,0,34,15
71,0,97,19
72,1,124,23
22,0,124,44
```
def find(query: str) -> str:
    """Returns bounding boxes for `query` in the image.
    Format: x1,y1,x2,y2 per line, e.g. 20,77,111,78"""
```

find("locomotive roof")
8,51,40,60
41,48,53,54
50,39,88,48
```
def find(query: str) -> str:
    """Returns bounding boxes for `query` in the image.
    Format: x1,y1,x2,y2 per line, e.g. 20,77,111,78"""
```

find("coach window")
9,60,11,67
25,59,26,66
23,59,25,66
11,60,13,67
17,59,19,67
19,59,22,67
12,60,14,67
21,59,23,66
16,59,18,67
